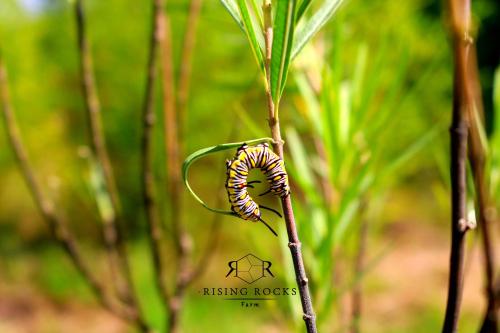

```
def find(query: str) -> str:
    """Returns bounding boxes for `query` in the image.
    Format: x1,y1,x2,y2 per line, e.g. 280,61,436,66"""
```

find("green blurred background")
0,0,499,332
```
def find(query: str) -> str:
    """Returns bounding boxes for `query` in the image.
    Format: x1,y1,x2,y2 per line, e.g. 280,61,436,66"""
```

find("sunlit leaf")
220,0,244,30
296,0,312,22
291,0,344,60
270,0,297,103
286,127,320,204
237,0,265,71
234,103,267,138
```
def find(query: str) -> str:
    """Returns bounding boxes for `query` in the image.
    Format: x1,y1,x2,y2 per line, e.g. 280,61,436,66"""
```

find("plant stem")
442,0,475,331
177,0,203,128
263,2,317,332
466,48,498,333
0,55,148,331
141,0,170,312
162,2,205,331
74,2,146,324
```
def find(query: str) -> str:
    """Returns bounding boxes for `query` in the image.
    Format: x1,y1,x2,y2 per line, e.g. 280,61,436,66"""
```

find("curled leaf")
182,137,275,215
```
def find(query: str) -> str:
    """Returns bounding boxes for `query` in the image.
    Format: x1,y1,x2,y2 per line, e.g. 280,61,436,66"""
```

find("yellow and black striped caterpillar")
225,143,290,236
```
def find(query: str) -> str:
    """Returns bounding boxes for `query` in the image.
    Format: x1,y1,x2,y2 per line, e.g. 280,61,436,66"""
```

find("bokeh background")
0,0,499,332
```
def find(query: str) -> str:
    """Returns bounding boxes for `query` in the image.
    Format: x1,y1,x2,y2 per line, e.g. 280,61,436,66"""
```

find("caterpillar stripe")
225,143,290,236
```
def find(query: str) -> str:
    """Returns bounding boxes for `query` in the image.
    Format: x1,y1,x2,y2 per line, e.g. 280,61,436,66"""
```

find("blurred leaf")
295,72,322,136
338,81,351,147
291,0,344,60
270,0,296,103
81,150,115,224
182,137,274,215
237,0,265,71
249,0,264,29
381,126,438,180
286,127,321,205
296,0,312,22
351,43,368,111
220,0,244,29
492,66,500,143
488,66,500,196
234,103,267,138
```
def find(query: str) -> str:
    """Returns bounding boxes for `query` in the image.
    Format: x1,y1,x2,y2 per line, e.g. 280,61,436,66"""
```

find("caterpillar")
225,142,290,236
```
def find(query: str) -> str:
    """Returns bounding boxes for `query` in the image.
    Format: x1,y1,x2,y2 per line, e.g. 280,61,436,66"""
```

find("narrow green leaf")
494,67,500,116
338,81,351,147
182,138,274,215
237,0,265,71
381,127,438,179
270,0,297,103
492,66,500,145
291,0,344,60
220,0,244,30
80,148,115,223
249,0,264,30
490,67,500,196
351,43,368,111
234,103,267,138
296,0,312,22
295,72,322,135
286,127,319,204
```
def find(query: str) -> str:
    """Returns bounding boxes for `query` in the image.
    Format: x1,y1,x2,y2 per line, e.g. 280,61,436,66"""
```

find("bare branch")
162,1,204,331
466,46,498,333
177,0,203,126
141,0,170,309
0,53,144,329
73,3,150,330
442,0,475,331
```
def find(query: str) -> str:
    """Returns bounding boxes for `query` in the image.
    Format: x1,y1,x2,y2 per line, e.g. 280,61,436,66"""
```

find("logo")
199,252,296,308
226,253,274,284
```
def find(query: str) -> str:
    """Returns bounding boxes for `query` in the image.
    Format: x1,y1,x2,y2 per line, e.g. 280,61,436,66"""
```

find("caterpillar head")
237,143,249,152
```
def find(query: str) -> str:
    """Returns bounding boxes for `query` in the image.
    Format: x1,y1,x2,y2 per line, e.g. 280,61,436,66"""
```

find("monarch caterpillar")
225,143,290,236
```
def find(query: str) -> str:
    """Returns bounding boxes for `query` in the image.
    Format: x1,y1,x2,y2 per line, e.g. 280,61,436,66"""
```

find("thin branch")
161,3,187,332
263,2,317,332
442,0,475,332
141,0,170,310
177,0,203,128
0,54,145,329
185,213,221,285
466,47,498,333
162,1,204,331
74,0,137,306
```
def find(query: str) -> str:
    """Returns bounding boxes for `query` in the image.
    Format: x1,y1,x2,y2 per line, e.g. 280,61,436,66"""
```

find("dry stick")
74,4,152,331
162,1,204,331
442,0,476,332
74,0,137,308
162,13,186,333
474,170,499,333
466,49,499,333
141,0,170,312
177,0,203,124
185,213,222,284
162,7,191,333
262,2,317,333
0,56,142,326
